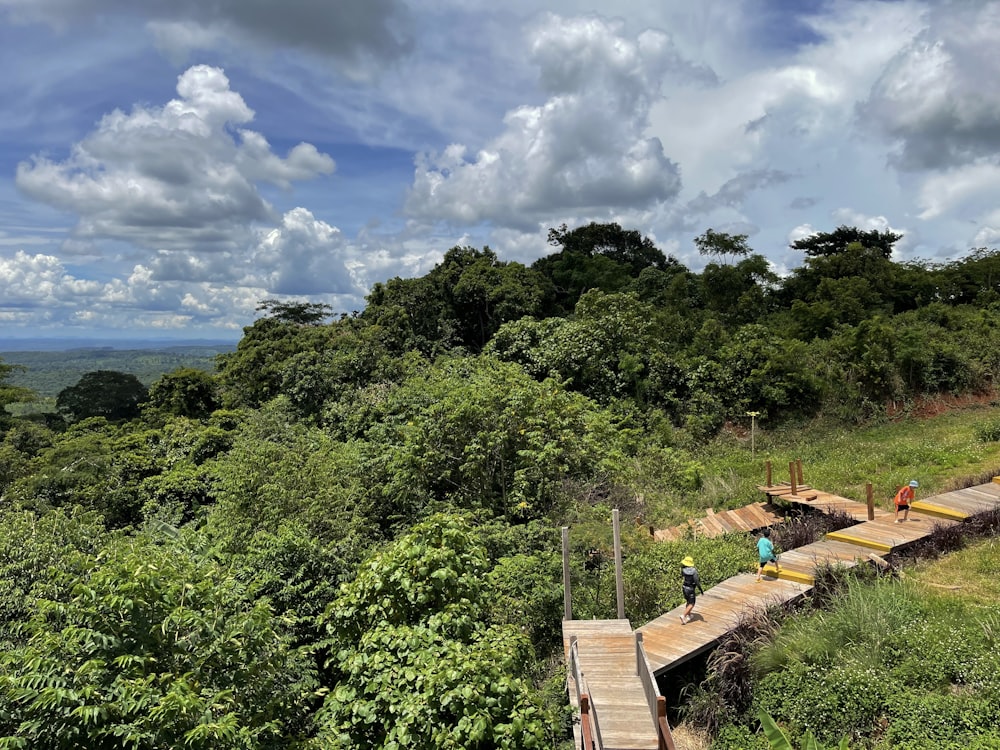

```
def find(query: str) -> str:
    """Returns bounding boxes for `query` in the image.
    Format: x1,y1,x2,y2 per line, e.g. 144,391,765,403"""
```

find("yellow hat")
682,556,694,567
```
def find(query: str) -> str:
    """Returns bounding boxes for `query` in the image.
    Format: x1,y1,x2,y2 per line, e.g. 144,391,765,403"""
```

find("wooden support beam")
866,482,874,521
562,526,572,621
613,509,625,620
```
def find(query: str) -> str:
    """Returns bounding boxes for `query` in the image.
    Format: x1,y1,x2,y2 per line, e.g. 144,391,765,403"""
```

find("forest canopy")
3,223,1000,748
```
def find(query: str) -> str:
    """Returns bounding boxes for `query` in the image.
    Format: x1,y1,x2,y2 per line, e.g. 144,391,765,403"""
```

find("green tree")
145,367,221,419
364,246,552,353
216,313,333,408
256,298,334,325
532,222,678,313
0,357,35,419
694,228,752,263
314,515,553,749
790,225,901,258
0,507,107,649
354,356,632,523
0,530,317,749
56,370,147,422
209,401,374,547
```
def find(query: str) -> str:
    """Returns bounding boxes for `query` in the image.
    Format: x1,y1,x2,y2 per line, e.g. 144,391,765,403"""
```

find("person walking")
756,528,779,582
680,555,704,624
894,479,919,523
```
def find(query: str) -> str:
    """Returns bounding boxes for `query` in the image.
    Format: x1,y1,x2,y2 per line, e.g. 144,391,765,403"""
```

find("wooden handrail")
656,697,675,750
580,694,596,750
570,638,602,749
635,633,676,750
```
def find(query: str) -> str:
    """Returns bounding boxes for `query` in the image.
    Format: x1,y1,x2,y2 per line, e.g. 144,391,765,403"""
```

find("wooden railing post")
797,459,804,486
866,482,874,521
656,696,677,750
580,694,594,750
766,460,772,487
613,509,624,620
562,526,572,620
789,462,797,495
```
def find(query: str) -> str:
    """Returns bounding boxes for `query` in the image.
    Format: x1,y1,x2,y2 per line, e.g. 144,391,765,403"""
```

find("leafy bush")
0,530,317,749
975,419,1000,442
314,515,555,749
571,531,757,623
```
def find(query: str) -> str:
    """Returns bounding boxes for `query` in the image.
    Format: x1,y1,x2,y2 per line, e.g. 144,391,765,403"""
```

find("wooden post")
635,630,643,675
656,695,677,750
789,462,797,495
613,509,625,620
796,459,804,486
562,526,572,620
766,460,772,487
580,694,594,750
866,482,874,521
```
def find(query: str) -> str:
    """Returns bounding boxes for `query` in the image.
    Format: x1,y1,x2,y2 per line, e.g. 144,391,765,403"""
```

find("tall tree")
364,246,552,353
790,225,902,258
146,367,221,419
56,370,147,422
694,228,752,264
533,222,678,313
314,515,553,749
0,357,34,418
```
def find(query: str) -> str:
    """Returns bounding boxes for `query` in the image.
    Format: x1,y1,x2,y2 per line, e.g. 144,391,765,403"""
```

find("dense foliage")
3,223,1000,747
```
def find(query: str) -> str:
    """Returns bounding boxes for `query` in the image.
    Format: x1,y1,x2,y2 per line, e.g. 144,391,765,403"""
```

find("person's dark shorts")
682,586,696,605
897,504,910,511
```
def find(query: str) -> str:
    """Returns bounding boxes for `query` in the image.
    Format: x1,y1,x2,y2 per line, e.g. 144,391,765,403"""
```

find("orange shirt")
894,486,914,508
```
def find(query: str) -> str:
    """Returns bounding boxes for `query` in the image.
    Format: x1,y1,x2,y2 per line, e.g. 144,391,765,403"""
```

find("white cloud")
860,2,1000,170
916,160,1000,220
15,65,334,253
246,208,357,295
404,14,685,229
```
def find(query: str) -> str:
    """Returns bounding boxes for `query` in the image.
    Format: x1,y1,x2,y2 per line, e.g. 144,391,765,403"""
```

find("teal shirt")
758,536,775,562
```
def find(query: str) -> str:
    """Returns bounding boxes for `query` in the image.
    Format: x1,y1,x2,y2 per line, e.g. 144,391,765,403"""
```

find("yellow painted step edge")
762,566,814,585
823,530,892,553
909,501,967,521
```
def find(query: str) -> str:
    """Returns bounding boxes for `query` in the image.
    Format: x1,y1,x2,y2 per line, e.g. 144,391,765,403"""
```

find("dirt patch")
887,390,999,420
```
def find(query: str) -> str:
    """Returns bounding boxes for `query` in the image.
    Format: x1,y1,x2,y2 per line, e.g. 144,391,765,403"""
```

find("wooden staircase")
564,478,1000,745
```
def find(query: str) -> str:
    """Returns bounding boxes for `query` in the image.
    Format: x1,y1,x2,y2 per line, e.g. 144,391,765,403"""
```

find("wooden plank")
637,574,810,674
562,620,660,749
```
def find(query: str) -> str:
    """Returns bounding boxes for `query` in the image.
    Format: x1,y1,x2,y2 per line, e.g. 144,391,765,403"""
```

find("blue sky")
2,0,1000,341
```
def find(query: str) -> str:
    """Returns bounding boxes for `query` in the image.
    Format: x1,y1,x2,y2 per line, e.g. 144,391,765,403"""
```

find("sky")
2,0,1000,342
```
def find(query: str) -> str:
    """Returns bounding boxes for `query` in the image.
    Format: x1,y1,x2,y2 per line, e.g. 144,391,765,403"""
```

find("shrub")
975,419,1000,443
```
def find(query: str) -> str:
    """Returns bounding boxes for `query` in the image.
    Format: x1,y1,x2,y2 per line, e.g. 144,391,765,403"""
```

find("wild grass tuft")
754,578,922,674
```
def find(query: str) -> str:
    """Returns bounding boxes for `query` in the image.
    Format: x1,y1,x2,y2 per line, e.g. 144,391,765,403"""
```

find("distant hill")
0,338,237,352
2,343,236,398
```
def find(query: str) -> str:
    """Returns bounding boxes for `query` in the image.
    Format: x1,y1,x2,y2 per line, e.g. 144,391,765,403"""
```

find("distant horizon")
0,336,238,353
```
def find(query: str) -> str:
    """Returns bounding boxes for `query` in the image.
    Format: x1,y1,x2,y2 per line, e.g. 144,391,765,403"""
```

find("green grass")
715,537,1000,749
643,405,1000,527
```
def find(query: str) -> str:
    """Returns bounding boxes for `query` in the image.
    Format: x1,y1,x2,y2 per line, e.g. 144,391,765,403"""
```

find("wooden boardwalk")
653,502,783,541
563,620,659,750
636,574,809,673
912,481,1000,520
758,482,887,521
565,479,1000,745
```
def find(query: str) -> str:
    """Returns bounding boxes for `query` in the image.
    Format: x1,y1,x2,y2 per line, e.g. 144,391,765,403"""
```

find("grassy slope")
687,404,1000,749
644,403,1000,527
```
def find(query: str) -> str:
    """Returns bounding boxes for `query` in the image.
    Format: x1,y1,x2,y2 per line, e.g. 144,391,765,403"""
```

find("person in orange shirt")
894,479,918,523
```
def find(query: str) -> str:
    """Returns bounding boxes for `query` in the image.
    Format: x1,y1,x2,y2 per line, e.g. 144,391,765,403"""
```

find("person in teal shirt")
756,528,779,582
